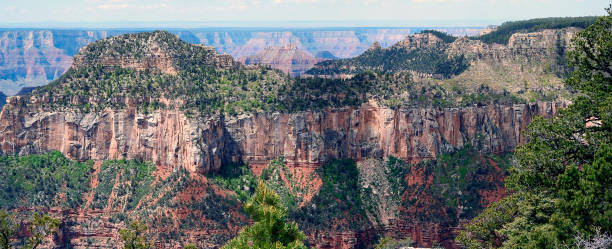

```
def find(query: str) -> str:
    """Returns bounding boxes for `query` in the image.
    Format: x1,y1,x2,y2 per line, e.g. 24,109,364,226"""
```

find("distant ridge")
315,51,338,60
472,16,597,44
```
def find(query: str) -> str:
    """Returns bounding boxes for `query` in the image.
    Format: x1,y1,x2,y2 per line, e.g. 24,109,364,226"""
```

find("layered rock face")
239,44,326,76
447,28,577,71
0,96,231,173
0,96,565,175
226,101,564,168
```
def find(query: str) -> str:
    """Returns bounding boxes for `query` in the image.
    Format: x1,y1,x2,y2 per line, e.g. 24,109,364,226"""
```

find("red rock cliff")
0,97,564,174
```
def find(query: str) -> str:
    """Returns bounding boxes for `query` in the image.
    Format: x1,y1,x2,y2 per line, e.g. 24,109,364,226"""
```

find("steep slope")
308,28,580,102
0,152,248,248
239,44,325,76
0,30,570,249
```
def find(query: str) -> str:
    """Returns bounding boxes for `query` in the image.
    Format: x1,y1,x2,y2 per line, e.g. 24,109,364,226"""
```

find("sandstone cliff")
0,95,564,175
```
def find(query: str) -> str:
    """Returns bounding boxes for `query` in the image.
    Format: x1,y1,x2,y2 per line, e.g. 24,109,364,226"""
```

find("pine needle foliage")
222,180,307,249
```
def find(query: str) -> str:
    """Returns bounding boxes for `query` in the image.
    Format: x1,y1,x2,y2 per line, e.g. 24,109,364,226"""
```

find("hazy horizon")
0,0,608,29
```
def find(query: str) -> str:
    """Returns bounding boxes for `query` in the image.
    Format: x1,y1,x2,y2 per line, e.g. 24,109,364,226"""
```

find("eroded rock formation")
0,96,565,175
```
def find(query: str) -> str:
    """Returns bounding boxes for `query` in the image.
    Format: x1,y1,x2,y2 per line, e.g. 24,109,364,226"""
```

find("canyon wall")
0,27,487,95
0,98,562,248
0,28,415,95
225,101,565,167
0,30,124,95
0,96,565,174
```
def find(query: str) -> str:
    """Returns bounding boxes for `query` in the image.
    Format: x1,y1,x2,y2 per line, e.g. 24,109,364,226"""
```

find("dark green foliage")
77,31,216,73
31,31,290,115
292,159,372,230
459,9,611,248
183,188,243,231
458,85,525,107
474,16,598,45
26,213,60,249
456,195,520,249
288,71,454,109
307,44,469,78
207,163,257,202
414,145,512,222
306,29,470,79
0,209,17,249
0,151,92,209
135,166,248,245
119,220,152,249
374,236,413,249
25,30,535,114
0,210,60,249
419,30,457,43
210,158,312,217
259,158,299,211
385,157,412,201
222,180,307,249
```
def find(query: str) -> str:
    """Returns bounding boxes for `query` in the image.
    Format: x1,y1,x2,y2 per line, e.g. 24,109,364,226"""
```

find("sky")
0,0,609,28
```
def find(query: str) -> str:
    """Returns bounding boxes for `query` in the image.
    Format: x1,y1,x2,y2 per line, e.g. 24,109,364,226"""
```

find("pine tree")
120,220,152,249
0,210,59,249
222,180,307,249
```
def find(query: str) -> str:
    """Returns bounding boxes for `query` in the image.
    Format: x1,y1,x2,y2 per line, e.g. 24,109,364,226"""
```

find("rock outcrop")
0,96,565,174
0,96,231,173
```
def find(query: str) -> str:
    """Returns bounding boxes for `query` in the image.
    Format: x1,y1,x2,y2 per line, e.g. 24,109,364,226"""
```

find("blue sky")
0,0,609,27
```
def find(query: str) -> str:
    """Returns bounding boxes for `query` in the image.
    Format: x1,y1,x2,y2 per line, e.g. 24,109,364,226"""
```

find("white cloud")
84,0,131,10
85,0,129,3
412,0,467,2
97,3,129,9
0,6,18,12
143,3,168,9
273,0,321,3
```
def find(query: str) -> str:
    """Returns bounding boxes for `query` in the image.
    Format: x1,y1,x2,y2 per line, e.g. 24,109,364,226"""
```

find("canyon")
0,27,486,95
0,93,564,248
0,28,416,95
0,95,565,174
0,27,577,249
